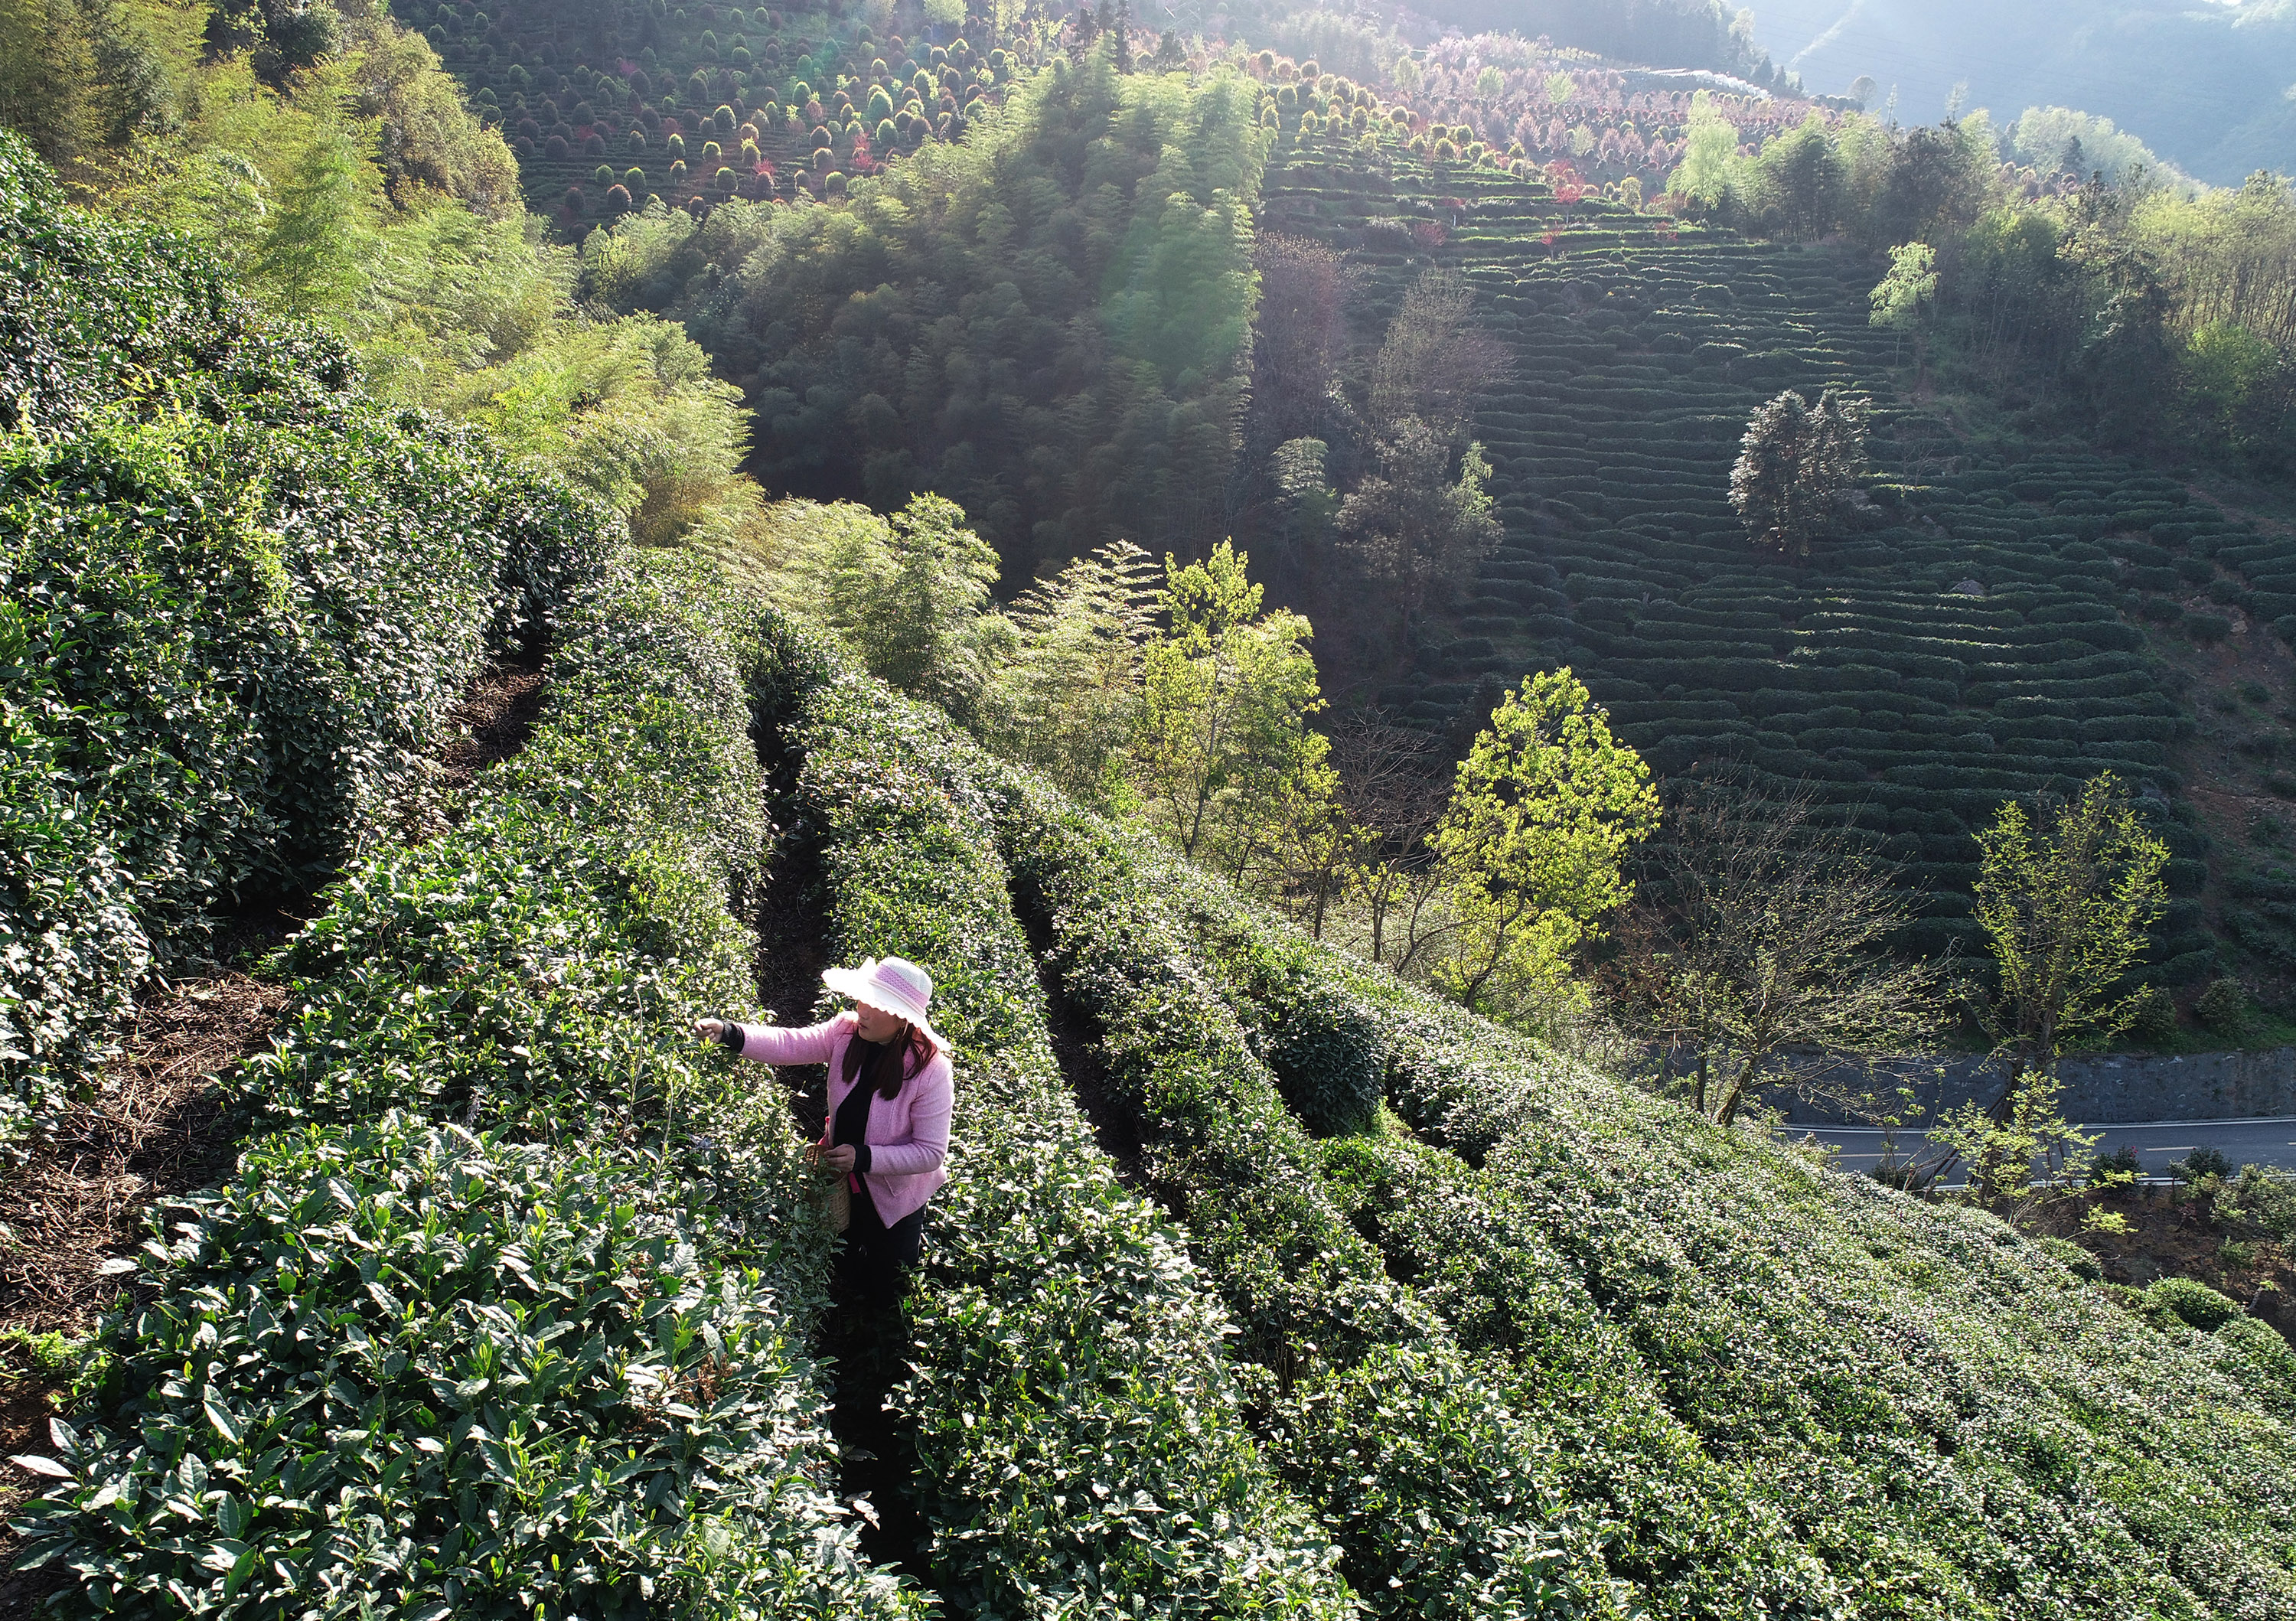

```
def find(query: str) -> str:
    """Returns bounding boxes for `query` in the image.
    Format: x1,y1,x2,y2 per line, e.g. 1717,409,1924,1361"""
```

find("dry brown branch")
1609,774,1942,1127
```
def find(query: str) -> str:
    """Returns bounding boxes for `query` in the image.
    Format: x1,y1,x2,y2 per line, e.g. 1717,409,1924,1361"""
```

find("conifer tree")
1729,387,1867,559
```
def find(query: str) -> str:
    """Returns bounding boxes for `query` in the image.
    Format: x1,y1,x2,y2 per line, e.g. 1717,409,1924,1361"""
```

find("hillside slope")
1257,141,2296,980
14,126,2296,1618
758,623,2296,1619
1752,0,2296,184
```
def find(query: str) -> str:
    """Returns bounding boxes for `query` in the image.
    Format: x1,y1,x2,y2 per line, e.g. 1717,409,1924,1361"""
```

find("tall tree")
1729,387,1867,559
1334,419,1501,628
1430,669,1658,1027
1325,714,1449,963
1366,268,1511,444
787,493,1006,721
1131,540,1332,881
982,540,1159,802
1613,778,1940,1127
1753,112,1845,240
1974,771,2169,1080
1247,233,1350,455
1868,239,1938,378
1668,90,1738,209
250,108,378,318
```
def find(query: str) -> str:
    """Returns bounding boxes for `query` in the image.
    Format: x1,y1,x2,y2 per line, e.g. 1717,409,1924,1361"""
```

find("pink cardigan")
729,1010,953,1226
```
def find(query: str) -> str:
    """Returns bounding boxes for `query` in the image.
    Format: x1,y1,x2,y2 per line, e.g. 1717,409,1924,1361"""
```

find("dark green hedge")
18,556,925,1614
0,141,609,1150
766,660,1356,1617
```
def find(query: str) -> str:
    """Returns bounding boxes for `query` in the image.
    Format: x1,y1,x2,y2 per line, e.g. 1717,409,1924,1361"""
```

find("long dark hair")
841,1019,934,1099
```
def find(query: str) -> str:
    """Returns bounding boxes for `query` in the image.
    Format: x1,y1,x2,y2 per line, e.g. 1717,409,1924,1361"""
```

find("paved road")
1794,1115,2296,1179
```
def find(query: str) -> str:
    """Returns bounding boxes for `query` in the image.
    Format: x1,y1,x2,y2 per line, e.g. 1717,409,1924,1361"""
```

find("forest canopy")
631,54,1267,578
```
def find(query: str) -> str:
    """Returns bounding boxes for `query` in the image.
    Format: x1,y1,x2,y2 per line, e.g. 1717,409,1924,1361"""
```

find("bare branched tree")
1609,775,1942,1127
1249,233,1355,455
1366,269,1514,444
1311,713,1452,955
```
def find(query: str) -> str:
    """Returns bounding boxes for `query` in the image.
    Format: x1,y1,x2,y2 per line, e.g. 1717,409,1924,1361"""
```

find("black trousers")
835,1185,925,1313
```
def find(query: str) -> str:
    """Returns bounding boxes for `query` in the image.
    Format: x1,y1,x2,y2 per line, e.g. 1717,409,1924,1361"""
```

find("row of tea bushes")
758,647,1358,1616
994,788,1695,1617
0,129,344,430
14,556,926,1616
421,0,1016,223
0,131,609,1150
1153,856,2296,1621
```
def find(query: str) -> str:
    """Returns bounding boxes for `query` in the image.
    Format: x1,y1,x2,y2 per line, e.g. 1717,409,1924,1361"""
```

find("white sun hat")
820,956,943,1048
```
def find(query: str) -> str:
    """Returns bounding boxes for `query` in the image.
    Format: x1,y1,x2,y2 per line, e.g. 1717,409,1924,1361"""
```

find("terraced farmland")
1262,142,2296,973
407,0,1013,228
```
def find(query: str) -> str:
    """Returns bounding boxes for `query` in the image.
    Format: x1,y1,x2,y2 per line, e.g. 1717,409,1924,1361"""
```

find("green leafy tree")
1668,90,1739,209
1269,437,1338,546
1934,1067,2102,1219
1750,112,1844,240
1430,670,1658,1028
1728,388,1867,558
250,108,377,318
0,0,99,170
1131,540,1333,884
2180,321,2286,458
1868,238,1938,376
1975,771,2169,1078
1334,419,1501,628
788,493,1006,719
982,540,1159,802
1943,771,2169,1201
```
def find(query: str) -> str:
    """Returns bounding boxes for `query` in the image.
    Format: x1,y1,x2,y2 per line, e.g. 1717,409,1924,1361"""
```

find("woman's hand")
818,1143,858,1174
693,1017,729,1044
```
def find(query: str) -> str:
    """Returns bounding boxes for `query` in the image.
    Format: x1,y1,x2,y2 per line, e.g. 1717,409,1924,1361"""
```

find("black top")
833,1037,902,1175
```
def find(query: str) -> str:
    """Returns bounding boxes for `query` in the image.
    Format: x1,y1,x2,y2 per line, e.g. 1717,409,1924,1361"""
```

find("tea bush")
1155,852,2296,1621
15,556,929,1615
16,1118,879,1615
2148,1275,2242,1331
0,139,610,1151
765,657,1355,1616
0,130,344,431
996,791,1692,1616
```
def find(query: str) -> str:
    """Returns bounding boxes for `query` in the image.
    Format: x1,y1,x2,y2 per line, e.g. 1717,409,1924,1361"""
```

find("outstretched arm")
693,1015,843,1066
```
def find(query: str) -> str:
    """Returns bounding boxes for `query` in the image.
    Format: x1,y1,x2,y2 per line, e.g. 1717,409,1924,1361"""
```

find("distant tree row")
1671,100,2296,473
583,49,1260,576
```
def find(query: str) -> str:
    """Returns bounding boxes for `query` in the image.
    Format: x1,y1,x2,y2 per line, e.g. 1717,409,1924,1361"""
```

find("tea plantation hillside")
1260,138,2296,974
403,0,1026,224
18,129,2296,1621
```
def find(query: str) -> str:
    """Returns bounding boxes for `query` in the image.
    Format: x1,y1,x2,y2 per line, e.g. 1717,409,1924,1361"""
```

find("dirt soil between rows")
0,651,553,1608
0,940,289,1612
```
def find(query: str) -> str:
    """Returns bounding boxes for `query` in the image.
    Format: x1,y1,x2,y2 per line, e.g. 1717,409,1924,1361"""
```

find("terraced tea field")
411,0,1009,227
1266,142,2296,974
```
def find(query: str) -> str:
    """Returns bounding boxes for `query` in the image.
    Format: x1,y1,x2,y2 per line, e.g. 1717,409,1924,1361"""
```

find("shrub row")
0,129,342,430
1153,858,2296,1621
2,139,609,1150
762,657,1356,1616
994,790,1728,1616
16,556,924,1616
